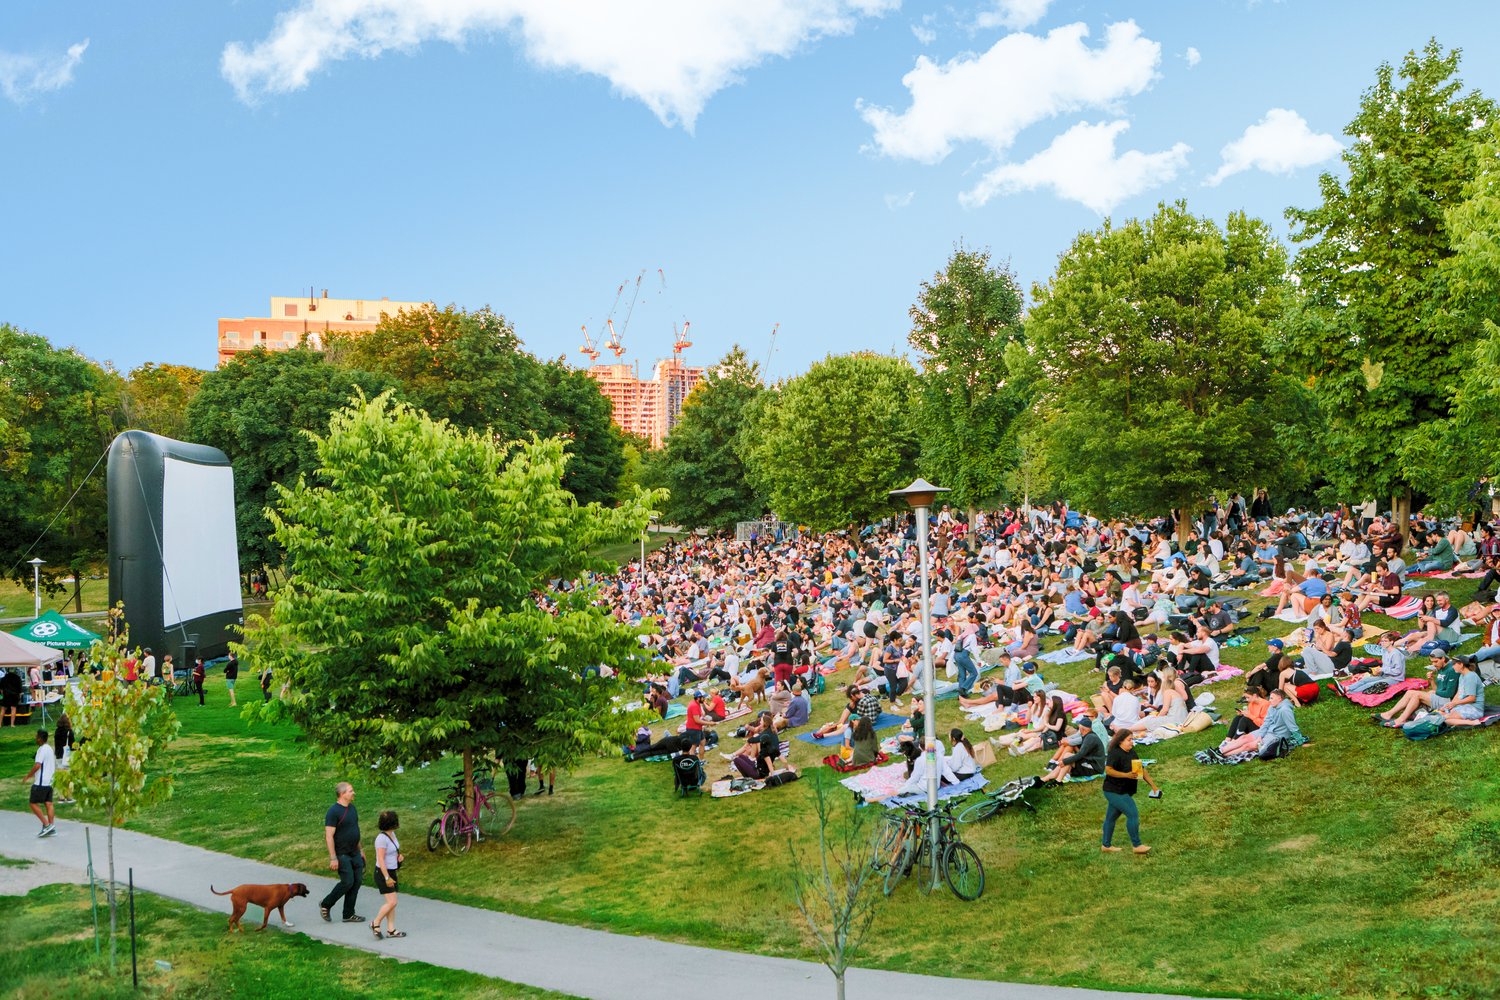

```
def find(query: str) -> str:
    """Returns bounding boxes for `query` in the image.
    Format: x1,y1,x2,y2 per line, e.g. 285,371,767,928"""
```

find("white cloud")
911,22,937,45
222,0,895,129
0,39,89,105
974,0,1053,31
859,21,1162,164
1184,46,1201,68
962,119,1190,214
1206,107,1342,186
885,190,915,210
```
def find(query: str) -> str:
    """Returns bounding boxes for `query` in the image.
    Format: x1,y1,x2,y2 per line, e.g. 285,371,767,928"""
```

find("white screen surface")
160,458,243,628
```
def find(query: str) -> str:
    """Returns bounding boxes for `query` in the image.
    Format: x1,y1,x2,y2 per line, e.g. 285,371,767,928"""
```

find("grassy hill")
2,575,1496,999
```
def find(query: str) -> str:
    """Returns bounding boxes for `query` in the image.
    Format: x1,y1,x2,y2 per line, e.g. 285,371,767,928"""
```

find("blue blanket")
796,712,907,746
885,773,989,808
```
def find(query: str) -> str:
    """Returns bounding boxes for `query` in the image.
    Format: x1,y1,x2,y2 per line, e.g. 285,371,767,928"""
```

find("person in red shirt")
122,653,139,683
683,691,711,757
704,689,727,722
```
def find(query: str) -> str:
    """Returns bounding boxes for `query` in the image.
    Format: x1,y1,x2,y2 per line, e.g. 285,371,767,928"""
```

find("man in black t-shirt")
319,781,365,922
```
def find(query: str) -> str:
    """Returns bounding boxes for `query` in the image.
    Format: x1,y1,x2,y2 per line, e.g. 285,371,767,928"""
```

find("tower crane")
578,324,600,363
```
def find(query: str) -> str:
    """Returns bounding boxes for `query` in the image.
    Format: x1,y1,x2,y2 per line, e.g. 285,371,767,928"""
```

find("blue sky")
3,1,1497,381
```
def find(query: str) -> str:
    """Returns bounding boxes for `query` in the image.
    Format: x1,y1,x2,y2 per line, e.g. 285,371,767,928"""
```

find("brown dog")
211,882,310,932
732,666,772,706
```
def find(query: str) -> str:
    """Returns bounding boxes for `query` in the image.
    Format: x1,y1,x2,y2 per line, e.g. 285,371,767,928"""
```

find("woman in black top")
1101,730,1157,854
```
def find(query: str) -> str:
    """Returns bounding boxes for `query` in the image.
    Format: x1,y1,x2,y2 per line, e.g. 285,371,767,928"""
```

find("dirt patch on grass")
1271,834,1320,851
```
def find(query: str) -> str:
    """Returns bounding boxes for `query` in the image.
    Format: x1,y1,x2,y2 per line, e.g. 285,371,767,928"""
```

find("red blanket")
821,751,890,773
1328,677,1427,706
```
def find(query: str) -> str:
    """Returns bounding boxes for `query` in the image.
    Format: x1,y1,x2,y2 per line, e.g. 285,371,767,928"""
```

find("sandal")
371,926,383,940
386,930,407,938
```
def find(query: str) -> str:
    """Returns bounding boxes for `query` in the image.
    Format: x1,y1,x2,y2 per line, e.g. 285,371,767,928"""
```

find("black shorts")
1378,594,1399,608
374,869,399,895
30,785,53,805
683,728,705,745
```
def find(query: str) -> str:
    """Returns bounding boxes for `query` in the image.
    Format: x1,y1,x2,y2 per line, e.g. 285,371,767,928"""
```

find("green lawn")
0,877,575,999
0,571,111,619
591,530,678,568
2,577,1497,999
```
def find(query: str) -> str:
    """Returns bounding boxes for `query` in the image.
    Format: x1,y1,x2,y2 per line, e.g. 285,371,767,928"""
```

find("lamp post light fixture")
888,478,950,888
28,558,45,619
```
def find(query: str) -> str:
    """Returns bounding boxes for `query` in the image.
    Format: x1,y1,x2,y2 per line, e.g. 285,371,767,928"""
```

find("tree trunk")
107,814,118,970
835,971,845,1000
463,748,475,816
73,575,84,615
1394,487,1413,549
1175,508,1193,548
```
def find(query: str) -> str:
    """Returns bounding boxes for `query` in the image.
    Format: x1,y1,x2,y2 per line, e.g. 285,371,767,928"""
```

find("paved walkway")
0,813,1215,1000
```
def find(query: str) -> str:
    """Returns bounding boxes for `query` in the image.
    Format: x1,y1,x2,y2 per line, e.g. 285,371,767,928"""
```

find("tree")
908,245,1032,518
533,359,627,506
1279,40,1496,537
741,353,919,532
57,606,180,969
653,345,766,530
243,392,661,810
327,304,546,442
1027,202,1299,541
186,347,396,572
119,362,205,441
1400,127,1500,513
787,776,885,1000
0,325,122,611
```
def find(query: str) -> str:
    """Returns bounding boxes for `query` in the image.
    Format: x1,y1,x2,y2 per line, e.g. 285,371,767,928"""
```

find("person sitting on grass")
1040,709,1107,783
1341,632,1408,695
1396,591,1461,654
1407,532,1456,574
1378,648,1458,727
1276,655,1320,706
811,686,863,740
1225,685,1271,741
1270,566,1329,620
1352,560,1403,613
1217,688,1305,757
999,695,1069,756
844,714,880,768
1440,656,1487,727
868,736,964,802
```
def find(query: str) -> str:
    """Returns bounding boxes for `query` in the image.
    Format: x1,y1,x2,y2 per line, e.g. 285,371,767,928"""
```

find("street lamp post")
889,478,950,889
28,558,45,619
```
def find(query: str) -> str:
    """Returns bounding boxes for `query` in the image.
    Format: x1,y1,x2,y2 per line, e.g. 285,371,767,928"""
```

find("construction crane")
605,319,626,357
578,324,600,363
670,321,692,362
763,322,779,373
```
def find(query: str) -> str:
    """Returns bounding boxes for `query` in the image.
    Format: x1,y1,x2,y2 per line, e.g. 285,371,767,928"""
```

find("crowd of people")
601,494,1497,848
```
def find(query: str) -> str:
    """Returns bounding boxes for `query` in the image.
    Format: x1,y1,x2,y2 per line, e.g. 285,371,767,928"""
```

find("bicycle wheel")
479,792,517,839
439,810,471,856
426,817,444,853
955,796,1001,825
913,832,936,895
942,841,986,901
870,815,904,871
883,826,916,896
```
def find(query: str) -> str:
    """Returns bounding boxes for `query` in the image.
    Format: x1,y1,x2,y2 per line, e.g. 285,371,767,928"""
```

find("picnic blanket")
1038,647,1095,664
1328,677,1427,706
1381,597,1423,619
885,773,989,808
1195,666,1245,686
795,712,906,746
711,777,763,797
664,702,687,720
820,751,891,773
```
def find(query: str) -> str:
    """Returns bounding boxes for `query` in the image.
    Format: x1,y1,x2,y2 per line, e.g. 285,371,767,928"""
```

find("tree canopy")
1027,202,1299,537
120,362,204,441
651,345,766,530
1279,40,1496,529
243,392,660,800
908,245,1031,512
742,352,919,531
187,347,397,571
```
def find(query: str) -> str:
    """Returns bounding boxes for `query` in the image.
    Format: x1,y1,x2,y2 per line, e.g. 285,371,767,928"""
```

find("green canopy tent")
10,610,101,650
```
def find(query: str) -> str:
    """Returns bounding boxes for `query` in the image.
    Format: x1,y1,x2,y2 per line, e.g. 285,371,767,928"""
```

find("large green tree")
0,325,122,611
908,245,1031,516
1027,202,1300,540
120,362,205,441
329,306,624,504
243,393,660,806
741,352,919,531
653,345,766,530
186,347,396,572
1279,40,1496,534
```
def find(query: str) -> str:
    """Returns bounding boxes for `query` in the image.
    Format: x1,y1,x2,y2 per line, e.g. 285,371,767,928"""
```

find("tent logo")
31,621,60,638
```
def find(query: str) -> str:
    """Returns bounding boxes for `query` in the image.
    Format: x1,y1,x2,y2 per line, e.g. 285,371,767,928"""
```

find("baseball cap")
1111,643,1126,653
1267,638,1284,649
1022,662,1038,673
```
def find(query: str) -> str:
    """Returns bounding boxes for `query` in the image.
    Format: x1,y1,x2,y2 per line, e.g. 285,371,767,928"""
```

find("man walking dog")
319,781,365,923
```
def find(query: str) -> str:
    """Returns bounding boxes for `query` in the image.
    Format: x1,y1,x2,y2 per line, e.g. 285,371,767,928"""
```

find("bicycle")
425,768,516,854
875,800,985,901
955,777,1039,824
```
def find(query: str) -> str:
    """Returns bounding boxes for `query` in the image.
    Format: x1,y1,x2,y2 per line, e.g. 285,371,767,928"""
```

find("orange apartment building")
217,292,427,366
588,359,704,448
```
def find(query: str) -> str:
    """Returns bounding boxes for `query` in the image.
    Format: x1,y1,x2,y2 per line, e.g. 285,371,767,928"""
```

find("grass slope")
0,878,575,999
1,578,1496,999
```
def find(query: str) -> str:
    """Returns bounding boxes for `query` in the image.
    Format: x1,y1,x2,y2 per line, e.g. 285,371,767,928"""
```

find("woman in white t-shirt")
372,811,405,940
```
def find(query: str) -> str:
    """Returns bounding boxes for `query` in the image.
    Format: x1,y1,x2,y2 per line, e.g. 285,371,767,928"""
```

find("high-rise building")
216,292,427,366
587,358,705,448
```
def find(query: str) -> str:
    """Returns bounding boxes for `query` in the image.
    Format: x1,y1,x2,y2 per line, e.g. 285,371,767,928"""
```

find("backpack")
1401,715,1446,741
808,671,826,696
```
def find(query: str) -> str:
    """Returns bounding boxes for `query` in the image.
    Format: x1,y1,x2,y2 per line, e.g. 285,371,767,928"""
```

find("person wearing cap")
1203,599,1235,640
1378,648,1458,727
682,690,711,758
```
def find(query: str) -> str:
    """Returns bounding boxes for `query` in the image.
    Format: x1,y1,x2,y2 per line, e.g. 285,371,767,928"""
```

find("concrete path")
0,813,1215,1000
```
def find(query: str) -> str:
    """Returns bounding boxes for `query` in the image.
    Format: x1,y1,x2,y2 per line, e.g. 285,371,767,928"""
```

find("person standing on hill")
1101,730,1156,855
223,653,239,707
